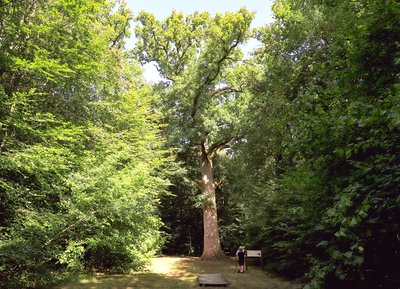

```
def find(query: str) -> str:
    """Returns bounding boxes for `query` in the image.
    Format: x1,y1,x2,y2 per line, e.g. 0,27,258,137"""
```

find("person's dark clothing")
237,251,245,266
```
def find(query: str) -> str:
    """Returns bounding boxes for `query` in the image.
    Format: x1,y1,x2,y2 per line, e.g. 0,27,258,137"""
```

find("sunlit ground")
59,256,302,289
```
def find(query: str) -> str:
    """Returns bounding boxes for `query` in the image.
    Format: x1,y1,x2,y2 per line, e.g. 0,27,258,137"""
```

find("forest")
0,0,399,289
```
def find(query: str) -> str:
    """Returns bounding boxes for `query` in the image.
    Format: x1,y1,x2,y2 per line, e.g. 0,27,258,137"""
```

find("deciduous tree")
0,1,170,288
134,8,254,259
231,0,400,288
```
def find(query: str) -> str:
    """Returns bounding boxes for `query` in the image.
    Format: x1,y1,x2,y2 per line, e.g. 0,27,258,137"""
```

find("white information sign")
246,250,262,257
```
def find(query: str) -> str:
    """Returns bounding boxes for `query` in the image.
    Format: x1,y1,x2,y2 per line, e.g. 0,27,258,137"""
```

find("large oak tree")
134,8,254,259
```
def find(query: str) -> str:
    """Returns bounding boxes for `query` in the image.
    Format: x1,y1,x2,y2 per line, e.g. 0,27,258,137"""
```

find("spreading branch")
190,33,243,119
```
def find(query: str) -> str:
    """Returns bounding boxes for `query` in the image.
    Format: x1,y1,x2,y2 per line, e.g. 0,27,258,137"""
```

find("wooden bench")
198,274,230,287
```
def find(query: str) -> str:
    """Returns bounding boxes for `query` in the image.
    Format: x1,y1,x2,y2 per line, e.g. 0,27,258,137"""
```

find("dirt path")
59,256,303,289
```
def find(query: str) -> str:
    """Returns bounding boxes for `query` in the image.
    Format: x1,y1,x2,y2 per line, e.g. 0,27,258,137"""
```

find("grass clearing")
58,256,303,289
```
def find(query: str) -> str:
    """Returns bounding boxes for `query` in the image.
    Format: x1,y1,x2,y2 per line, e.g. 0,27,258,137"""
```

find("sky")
125,0,275,82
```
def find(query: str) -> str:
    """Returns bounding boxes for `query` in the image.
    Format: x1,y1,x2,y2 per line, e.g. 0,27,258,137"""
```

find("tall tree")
0,1,170,288
231,0,400,288
134,9,254,259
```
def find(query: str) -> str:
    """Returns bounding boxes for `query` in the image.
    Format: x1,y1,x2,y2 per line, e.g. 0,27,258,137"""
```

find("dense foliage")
229,0,400,288
0,1,170,288
1,0,399,288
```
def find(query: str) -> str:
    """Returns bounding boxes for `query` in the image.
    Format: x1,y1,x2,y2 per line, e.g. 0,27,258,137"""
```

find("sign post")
245,250,262,271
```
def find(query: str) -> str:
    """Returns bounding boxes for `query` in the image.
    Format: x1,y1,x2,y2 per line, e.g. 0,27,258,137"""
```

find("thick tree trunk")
199,142,225,260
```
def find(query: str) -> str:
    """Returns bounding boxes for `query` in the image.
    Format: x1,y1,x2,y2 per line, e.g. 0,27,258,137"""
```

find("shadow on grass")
59,257,302,289
173,256,302,289
59,272,195,289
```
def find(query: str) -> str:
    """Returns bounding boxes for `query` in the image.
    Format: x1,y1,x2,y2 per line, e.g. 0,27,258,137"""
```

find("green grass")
58,256,302,289
60,273,192,289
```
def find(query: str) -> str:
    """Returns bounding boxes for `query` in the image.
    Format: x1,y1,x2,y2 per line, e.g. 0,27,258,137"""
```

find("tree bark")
199,140,225,260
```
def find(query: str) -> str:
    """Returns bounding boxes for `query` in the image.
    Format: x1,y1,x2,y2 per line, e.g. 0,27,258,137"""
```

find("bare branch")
207,134,244,156
214,178,226,187
210,87,242,97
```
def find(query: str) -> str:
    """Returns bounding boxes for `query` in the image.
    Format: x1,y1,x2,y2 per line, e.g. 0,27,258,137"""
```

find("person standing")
236,246,245,273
